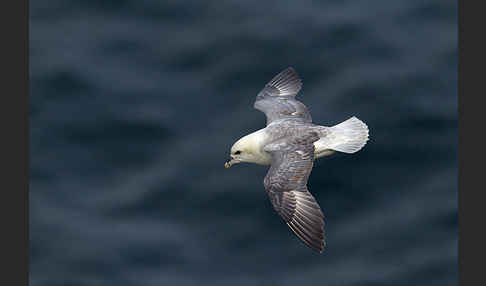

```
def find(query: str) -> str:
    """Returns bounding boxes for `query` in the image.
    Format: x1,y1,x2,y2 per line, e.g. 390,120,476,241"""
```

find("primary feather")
254,67,312,125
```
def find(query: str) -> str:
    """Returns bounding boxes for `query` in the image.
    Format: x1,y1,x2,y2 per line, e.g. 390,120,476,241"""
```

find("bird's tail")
314,116,369,156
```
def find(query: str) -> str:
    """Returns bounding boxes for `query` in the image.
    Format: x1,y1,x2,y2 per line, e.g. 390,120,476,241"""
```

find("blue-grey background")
29,1,457,285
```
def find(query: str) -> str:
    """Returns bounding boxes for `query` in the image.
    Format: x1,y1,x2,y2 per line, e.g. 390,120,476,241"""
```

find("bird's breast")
257,150,273,165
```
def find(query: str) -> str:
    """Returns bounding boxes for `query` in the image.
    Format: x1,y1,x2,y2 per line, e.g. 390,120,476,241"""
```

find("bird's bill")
224,158,237,168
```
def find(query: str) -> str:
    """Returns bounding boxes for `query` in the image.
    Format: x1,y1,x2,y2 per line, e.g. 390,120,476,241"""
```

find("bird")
224,67,369,253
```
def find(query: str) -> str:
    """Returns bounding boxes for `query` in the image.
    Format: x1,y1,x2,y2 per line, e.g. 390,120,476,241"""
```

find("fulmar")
225,67,369,253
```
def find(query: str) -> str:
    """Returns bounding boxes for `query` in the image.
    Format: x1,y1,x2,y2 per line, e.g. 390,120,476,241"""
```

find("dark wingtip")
313,240,325,254
310,242,325,254
267,67,302,97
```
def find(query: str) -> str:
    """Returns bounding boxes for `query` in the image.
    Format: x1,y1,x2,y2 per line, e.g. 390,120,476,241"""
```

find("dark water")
30,1,457,285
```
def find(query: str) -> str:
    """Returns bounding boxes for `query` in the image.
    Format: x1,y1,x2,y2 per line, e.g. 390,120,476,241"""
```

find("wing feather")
263,132,326,253
254,67,312,125
265,66,302,97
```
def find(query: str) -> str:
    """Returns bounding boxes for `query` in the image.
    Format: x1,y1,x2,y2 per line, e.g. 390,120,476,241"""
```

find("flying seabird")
225,67,369,253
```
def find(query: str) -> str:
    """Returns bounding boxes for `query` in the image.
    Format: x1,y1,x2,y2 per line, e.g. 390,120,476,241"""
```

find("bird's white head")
225,130,270,168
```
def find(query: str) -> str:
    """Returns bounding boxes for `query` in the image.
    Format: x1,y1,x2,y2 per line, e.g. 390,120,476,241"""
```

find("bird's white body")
231,128,327,166
230,116,369,166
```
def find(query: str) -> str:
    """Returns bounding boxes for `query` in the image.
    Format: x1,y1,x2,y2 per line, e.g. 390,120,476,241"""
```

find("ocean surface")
29,1,457,285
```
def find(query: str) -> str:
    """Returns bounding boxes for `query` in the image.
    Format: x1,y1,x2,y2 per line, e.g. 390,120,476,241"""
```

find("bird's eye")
234,151,241,155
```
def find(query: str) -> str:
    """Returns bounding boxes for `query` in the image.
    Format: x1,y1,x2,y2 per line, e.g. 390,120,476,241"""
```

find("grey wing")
263,132,325,253
254,67,313,125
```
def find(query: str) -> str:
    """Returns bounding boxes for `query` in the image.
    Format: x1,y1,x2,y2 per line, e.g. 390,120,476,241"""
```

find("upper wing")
263,132,325,252
254,67,313,125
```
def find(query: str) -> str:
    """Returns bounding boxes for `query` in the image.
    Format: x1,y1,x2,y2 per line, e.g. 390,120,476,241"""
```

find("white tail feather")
315,116,369,156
